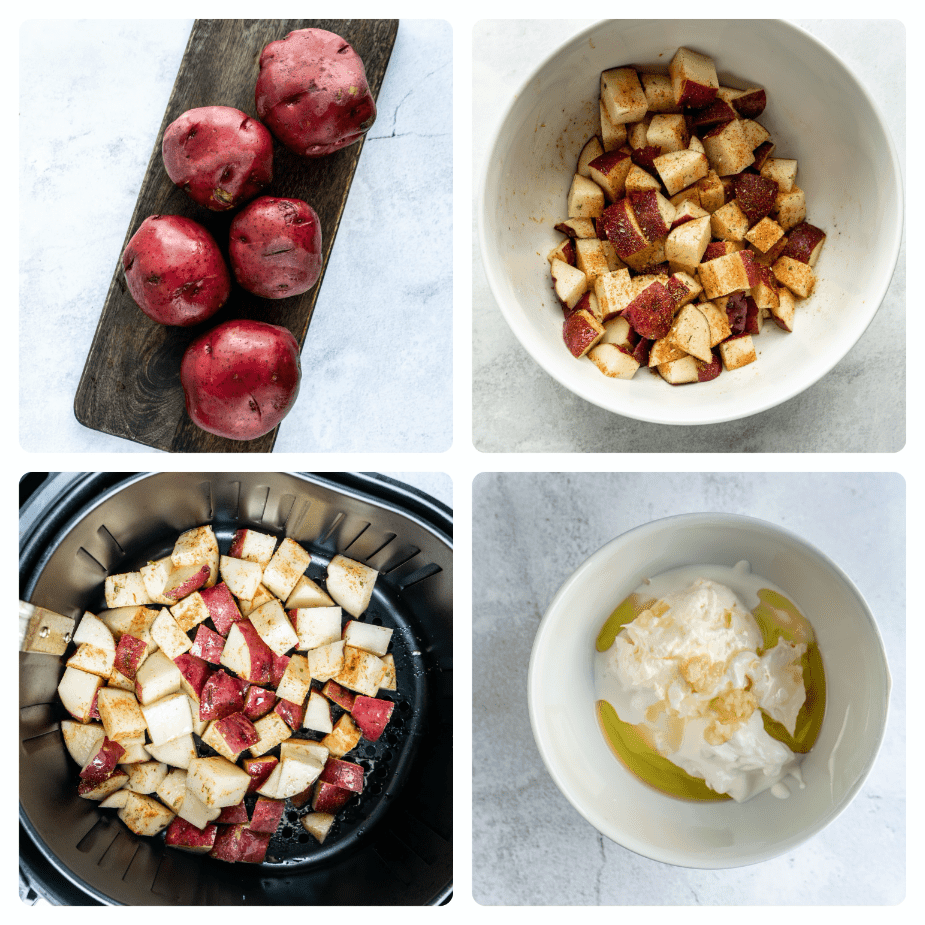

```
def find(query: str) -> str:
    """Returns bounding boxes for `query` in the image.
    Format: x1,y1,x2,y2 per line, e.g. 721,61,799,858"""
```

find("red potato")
199,669,246,723
122,215,230,326
180,320,301,441
243,755,278,793
255,28,376,158
190,624,225,664
162,106,273,211
243,685,276,721
229,197,322,299
199,582,243,636
250,797,285,834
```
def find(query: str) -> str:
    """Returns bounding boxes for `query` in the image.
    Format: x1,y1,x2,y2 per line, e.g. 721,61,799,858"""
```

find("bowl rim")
478,18,905,426
527,511,892,868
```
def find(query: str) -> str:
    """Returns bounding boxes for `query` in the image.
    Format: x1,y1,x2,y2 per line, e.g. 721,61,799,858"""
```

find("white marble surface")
472,20,906,452
472,472,905,904
19,19,452,453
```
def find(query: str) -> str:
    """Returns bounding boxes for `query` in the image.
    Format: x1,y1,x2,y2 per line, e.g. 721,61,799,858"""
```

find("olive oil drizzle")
595,586,826,800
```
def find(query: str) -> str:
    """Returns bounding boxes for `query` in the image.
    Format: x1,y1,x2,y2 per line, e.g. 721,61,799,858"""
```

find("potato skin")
162,106,273,211
180,320,301,441
229,197,322,299
255,28,376,157
122,215,231,326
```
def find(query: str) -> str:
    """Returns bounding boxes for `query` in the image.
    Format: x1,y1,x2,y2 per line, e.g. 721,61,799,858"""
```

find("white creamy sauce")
595,561,808,803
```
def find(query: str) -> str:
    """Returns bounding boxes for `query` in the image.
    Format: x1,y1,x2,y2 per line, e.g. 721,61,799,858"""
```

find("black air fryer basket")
19,472,452,905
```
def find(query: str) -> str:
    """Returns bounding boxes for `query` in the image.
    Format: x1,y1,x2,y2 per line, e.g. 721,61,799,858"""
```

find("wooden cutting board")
74,19,399,453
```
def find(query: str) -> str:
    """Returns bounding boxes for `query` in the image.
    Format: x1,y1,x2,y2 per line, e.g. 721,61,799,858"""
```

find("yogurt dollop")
596,575,808,802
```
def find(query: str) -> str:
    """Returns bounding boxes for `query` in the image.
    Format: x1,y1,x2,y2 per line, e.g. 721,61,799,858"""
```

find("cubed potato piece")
567,174,605,219
171,526,219,588
276,654,312,705
669,47,718,108
718,334,758,370
696,170,726,213
302,812,336,844
321,714,363,758
665,215,711,276
140,557,175,606
145,733,197,770
302,690,334,734
697,301,733,347
761,157,797,193
657,355,700,384
574,238,612,282
248,713,293,758
551,258,589,310
249,599,299,657
648,336,689,367
774,186,807,231
66,643,114,679
640,72,680,113
285,576,335,610
772,256,816,298
187,756,252,809
291,606,342,651
698,252,758,300
61,720,106,767
125,760,169,795
588,343,640,379
261,538,311,602
170,592,210,634
666,305,712,363
745,216,785,253
135,649,183,706
228,528,277,569
150,609,193,661
647,114,688,153
379,653,397,691
326,555,378,619
770,286,798,332
710,200,750,242
593,269,635,322
105,573,151,609
305,641,345,682
118,792,175,836
141,691,193,746
334,646,386,697
97,687,146,741
599,101,628,152
342,621,393,658
653,150,709,197
702,120,754,176
219,556,263,603
600,66,648,125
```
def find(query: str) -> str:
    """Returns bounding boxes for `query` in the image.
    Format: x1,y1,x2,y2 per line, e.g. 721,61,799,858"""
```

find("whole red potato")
122,215,230,326
255,28,376,157
180,319,301,440
162,106,273,211
229,197,322,299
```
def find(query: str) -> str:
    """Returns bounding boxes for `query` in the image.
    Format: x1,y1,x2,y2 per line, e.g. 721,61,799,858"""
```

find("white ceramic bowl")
479,20,903,424
528,513,891,868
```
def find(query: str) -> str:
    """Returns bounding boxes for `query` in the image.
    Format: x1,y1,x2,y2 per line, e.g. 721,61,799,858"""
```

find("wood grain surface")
74,19,399,453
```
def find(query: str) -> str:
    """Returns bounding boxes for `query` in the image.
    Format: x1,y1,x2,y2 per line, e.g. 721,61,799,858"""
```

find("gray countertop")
19,19,452,454
472,20,905,453
473,472,904,904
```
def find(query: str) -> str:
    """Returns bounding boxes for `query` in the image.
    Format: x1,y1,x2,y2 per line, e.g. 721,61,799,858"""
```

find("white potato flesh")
156,768,188,813
105,572,151,609
135,650,183,706
98,789,130,809
187,757,251,809
57,667,103,723
171,526,220,587
66,643,114,679
261,538,312,601
177,787,221,830
281,738,329,765
302,812,335,843
335,646,386,697
61,719,106,767
140,556,175,605
142,692,193,746
118,792,174,836
72,612,116,654
248,713,293,758
97,688,146,741
285,576,334,609
326,555,378,618
273,755,324,799
126,761,169,795
219,556,263,602
276,654,311,705
145,733,197,770
302,691,333,734
150,609,193,660
305,641,345,682
249,600,299,657
292,606,342,651
343,621,393,657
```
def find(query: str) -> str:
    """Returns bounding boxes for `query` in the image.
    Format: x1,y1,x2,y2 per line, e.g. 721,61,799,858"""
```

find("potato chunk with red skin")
621,282,675,340
563,309,604,358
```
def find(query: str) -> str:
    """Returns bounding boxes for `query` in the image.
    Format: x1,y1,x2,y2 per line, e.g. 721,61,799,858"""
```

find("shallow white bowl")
528,513,891,868
479,20,903,424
